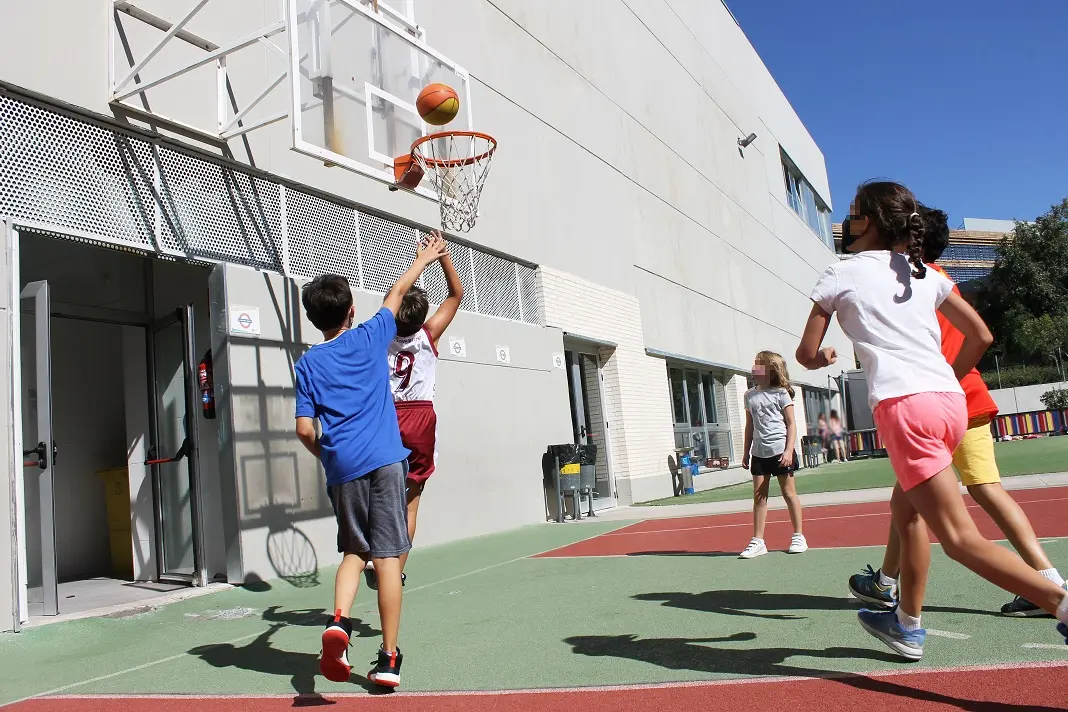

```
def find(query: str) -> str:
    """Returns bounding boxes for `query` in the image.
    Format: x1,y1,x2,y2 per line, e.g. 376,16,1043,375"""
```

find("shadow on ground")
564,632,1066,712
188,607,383,703
634,589,1000,620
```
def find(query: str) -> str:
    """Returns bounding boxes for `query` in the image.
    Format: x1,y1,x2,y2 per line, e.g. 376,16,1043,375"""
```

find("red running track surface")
12,662,1068,712
535,486,1068,558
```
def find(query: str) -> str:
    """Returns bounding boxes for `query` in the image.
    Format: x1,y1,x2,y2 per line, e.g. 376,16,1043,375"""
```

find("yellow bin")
97,468,134,579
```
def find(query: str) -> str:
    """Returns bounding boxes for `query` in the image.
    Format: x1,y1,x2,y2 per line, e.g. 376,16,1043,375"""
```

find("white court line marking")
2,532,612,709
31,659,1068,701
608,497,1068,538
1022,643,1068,650
926,629,971,640
604,512,888,537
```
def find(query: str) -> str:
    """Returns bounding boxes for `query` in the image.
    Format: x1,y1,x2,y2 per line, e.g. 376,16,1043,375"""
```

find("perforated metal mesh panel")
472,251,522,321
357,212,421,294
157,147,282,270
518,264,541,324
0,92,542,325
284,188,361,284
0,96,156,249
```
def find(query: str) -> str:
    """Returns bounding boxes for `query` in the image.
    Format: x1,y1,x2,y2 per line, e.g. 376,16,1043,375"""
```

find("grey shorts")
326,461,411,558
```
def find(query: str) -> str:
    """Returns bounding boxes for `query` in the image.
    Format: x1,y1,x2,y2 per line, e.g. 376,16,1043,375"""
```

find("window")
668,365,734,466
781,150,833,249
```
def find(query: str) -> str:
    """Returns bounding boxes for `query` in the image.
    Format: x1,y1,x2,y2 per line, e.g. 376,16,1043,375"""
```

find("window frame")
781,149,833,248
667,362,734,466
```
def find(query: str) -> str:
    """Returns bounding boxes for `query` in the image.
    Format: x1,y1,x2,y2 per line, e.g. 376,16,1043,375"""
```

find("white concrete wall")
989,381,1068,415
0,0,855,608
221,264,571,584
0,2,852,381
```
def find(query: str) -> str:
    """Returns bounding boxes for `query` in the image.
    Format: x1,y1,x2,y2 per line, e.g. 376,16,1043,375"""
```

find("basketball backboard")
286,0,474,197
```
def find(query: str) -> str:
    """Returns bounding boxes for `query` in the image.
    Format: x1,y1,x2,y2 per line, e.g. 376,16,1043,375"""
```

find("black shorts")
750,453,798,478
326,461,411,558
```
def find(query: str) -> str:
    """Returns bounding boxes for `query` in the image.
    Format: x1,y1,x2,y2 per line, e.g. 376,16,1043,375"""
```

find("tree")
977,198,1068,369
1017,311,1068,382
1040,388,1068,411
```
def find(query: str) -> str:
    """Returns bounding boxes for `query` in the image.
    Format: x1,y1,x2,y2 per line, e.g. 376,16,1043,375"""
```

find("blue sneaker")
848,565,896,608
1058,622,1068,643
858,608,925,661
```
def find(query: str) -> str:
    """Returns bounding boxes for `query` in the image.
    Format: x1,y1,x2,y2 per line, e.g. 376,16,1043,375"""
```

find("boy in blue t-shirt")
294,234,447,688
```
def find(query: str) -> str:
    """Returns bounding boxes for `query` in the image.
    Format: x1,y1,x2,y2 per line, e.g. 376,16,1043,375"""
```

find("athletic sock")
1039,568,1065,587
895,607,922,632
1055,591,1068,625
879,571,897,588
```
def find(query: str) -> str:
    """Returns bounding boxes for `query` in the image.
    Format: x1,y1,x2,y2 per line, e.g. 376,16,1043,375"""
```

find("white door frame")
563,341,618,510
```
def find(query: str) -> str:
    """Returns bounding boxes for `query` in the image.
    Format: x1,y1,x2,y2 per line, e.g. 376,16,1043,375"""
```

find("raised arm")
382,233,448,316
937,291,993,379
796,303,838,370
423,231,464,344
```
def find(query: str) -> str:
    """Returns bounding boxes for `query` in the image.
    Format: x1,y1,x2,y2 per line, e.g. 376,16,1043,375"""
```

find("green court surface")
639,436,1068,506
2,493,1068,708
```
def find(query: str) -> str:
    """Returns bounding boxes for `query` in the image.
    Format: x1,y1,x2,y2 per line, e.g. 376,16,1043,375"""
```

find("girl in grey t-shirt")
740,350,806,559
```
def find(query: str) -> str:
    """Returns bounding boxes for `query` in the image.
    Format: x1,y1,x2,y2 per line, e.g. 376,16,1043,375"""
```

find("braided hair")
854,181,927,278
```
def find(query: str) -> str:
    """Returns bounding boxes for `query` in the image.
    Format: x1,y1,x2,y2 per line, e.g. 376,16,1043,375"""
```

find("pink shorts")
872,392,967,492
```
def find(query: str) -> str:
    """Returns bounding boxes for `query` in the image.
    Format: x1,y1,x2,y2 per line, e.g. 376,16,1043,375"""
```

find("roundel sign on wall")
229,305,261,336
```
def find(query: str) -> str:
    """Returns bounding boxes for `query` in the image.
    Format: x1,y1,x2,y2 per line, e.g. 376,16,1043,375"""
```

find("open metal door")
20,280,58,616
148,305,207,586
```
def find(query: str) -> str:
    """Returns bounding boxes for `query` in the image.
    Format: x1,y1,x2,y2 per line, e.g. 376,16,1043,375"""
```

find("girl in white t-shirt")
796,180,1068,660
739,350,806,559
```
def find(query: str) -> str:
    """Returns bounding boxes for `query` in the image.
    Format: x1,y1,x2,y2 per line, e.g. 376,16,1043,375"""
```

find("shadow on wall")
230,274,334,589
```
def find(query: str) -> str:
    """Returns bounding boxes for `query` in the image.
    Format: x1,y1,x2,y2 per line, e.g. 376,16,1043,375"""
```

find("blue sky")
723,0,1068,226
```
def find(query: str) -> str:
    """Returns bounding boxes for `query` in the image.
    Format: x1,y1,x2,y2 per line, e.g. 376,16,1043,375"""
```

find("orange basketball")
416,83,460,126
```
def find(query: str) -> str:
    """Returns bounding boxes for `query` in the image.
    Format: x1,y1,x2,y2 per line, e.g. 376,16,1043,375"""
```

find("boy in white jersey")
365,231,463,589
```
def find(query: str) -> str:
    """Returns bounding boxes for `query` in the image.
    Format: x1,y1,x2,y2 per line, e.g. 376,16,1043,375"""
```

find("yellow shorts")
952,418,1000,487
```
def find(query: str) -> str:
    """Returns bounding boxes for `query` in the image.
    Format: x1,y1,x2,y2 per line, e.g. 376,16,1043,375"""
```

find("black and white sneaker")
1001,595,1049,617
320,610,353,682
368,646,403,688
364,565,405,591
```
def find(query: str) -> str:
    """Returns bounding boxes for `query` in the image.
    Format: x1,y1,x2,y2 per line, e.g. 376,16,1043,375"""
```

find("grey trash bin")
546,444,582,522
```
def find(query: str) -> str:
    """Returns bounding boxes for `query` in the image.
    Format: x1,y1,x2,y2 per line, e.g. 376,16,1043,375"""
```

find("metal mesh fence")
0,92,541,325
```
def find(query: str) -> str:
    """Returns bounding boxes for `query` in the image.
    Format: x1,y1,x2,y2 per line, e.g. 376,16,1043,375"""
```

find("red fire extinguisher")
198,349,216,420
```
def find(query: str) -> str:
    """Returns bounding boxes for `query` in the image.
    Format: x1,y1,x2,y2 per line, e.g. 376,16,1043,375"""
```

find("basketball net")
410,131,496,233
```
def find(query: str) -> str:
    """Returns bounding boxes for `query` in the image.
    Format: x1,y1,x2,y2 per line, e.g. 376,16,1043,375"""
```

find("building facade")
0,0,850,630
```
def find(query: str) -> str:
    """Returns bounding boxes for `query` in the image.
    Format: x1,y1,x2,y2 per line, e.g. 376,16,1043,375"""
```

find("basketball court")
2,487,1067,711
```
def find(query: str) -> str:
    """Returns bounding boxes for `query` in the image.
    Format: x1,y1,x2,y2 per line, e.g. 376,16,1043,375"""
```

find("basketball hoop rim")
411,130,497,168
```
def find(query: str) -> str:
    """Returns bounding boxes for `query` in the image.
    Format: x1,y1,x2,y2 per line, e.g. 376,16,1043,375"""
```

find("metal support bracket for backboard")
109,0,467,200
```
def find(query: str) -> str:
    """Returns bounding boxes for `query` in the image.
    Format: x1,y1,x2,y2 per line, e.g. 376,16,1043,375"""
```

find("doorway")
14,231,214,619
564,347,616,511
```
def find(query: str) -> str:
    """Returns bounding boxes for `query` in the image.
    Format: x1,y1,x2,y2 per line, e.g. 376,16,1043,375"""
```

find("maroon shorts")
396,401,437,484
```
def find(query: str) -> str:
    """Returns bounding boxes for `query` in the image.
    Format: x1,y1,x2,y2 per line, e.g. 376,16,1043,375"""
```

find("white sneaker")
788,533,808,554
739,538,767,559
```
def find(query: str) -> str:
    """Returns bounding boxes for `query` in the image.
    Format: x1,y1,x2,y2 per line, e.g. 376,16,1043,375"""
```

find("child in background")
739,350,807,559
364,230,463,590
797,180,1068,661
847,203,1066,618
294,235,448,688
828,409,848,463
817,412,829,462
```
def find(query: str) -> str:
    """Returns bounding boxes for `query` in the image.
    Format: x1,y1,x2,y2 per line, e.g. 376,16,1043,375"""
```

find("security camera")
738,133,757,148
